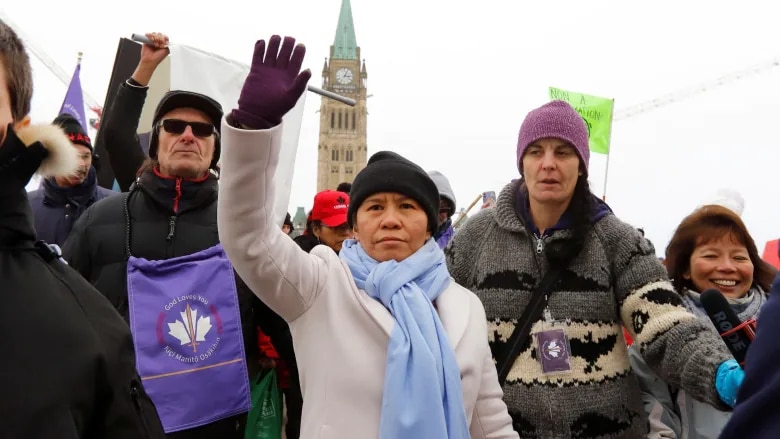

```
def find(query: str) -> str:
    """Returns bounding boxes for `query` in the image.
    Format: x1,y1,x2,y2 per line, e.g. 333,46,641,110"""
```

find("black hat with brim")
148,90,224,168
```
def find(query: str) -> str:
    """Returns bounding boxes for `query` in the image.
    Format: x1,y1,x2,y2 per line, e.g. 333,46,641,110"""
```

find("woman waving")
217,35,517,439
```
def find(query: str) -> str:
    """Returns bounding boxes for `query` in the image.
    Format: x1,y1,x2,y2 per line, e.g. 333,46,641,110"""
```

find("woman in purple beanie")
446,100,743,438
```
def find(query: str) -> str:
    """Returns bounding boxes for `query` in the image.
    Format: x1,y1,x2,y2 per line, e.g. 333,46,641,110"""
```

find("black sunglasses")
159,119,217,138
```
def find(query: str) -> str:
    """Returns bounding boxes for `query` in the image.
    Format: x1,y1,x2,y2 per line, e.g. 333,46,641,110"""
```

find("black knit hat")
149,90,223,169
52,113,92,152
348,151,439,233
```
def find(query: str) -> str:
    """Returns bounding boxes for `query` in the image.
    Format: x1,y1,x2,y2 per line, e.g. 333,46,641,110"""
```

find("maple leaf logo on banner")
167,303,212,353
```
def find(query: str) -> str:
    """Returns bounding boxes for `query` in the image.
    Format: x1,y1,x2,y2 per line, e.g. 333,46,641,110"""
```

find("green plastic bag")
244,369,283,439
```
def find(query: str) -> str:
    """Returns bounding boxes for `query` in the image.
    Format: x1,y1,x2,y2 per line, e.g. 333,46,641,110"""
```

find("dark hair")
136,157,158,178
665,205,776,293
515,175,592,267
547,175,593,267
0,20,33,122
299,211,320,237
309,219,323,234
293,218,331,253
336,182,352,194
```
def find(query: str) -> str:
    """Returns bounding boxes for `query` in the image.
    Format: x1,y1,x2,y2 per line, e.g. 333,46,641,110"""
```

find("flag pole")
77,51,83,65
601,98,615,202
129,33,357,107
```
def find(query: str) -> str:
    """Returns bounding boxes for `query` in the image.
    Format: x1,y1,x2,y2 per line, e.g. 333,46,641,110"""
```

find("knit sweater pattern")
445,181,730,439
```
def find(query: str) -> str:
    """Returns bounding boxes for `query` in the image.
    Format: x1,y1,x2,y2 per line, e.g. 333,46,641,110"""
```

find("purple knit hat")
516,100,590,176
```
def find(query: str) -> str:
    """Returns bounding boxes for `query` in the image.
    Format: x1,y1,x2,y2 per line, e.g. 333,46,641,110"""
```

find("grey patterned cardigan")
445,180,731,439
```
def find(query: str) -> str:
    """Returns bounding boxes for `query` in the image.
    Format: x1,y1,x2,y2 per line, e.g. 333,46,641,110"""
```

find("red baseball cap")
311,190,350,227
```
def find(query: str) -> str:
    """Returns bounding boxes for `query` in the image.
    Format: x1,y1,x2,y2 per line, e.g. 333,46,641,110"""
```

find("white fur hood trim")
14,124,79,178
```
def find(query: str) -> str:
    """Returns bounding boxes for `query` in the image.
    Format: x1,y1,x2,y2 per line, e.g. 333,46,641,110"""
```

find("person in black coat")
62,32,288,439
720,274,780,439
27,113,115,247
0,20,165,436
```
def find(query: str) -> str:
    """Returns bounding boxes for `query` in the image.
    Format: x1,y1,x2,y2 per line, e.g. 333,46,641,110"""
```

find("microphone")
700,288,756,365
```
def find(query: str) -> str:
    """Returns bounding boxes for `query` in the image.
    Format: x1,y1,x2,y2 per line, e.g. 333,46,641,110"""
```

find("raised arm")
218,35,320,322
99,32,170,190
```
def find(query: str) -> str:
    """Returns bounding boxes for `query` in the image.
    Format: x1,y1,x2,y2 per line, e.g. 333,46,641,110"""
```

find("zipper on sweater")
534,233,545,254
130,380,154,437
166,216,177,241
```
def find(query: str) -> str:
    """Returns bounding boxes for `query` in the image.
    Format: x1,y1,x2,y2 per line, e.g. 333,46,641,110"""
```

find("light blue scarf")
340,239,470,439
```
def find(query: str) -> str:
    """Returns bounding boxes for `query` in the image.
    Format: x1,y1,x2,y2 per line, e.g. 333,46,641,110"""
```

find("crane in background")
614,57,780,120
3,6,780,128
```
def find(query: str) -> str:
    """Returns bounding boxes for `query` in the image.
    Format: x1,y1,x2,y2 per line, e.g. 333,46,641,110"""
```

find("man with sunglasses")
62,31,289,438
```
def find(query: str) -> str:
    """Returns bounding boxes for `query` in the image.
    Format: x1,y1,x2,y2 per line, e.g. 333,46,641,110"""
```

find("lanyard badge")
534,300,572,375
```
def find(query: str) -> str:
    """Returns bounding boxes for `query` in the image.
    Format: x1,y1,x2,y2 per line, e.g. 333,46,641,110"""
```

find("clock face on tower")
335,68,354,85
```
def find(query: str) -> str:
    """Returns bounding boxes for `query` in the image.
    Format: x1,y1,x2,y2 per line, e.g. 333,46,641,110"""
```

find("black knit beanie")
348,151,439,233
52,113,92,152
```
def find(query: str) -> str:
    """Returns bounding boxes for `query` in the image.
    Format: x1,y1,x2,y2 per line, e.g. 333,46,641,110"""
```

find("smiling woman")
630,204,777,438
665,205,776,299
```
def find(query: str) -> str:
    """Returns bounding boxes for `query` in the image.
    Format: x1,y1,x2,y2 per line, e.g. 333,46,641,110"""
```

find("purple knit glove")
231,35,312,129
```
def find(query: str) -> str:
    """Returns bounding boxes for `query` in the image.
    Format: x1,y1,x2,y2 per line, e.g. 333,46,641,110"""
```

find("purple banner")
127,244,250,433
60,63,88,131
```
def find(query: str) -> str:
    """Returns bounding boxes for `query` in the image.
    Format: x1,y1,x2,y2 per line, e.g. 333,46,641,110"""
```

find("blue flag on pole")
60,61,88,131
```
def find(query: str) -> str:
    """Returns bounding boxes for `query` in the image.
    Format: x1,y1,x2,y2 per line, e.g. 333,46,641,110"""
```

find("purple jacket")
435,221,455,249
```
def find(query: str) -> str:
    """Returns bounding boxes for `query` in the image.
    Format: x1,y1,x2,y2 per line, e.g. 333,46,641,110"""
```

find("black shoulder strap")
33,240,63,262
496,266,563,386
0,240,65,264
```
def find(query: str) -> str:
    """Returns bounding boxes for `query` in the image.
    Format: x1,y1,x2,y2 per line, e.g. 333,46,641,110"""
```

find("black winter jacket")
62,169,287,438
84,80,289,437
0,126,165,438
27,167,116,247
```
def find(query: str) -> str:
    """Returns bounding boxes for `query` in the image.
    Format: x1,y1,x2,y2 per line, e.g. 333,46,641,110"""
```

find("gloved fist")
715,359,745,408
231,35,312,129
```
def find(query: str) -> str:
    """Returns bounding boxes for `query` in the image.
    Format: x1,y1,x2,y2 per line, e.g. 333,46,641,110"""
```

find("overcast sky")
4,1,780,256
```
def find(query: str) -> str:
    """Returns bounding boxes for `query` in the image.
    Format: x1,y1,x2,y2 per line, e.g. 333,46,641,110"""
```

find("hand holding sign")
132,32,170,86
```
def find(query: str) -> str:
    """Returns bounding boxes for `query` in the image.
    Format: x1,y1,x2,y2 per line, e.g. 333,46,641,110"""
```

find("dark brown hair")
136,157,159,178
0,20,33,122
665,205,776,293
517,173,593,267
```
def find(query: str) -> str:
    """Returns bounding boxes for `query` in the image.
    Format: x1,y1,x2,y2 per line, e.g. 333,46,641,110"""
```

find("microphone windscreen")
700,288,751,364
